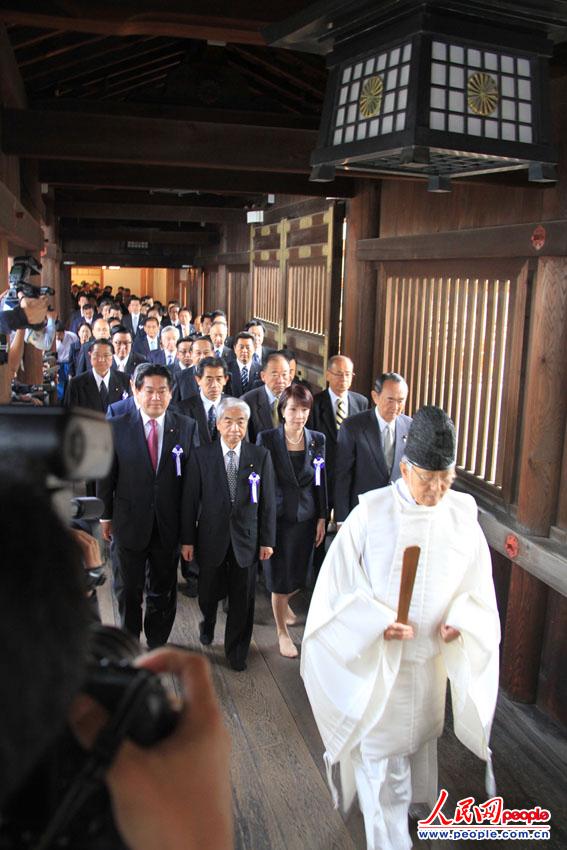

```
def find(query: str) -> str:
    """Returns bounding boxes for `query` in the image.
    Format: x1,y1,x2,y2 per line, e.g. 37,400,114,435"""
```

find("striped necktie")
241,365,249,393
271,398,279,428
226,450,238,502
207,404,217,439
336,397,345,430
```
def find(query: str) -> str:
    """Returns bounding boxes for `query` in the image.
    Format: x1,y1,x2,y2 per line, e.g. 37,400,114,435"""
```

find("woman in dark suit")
256,383,327,658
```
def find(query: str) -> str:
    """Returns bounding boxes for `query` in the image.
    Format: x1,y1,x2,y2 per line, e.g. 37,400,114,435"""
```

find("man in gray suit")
334,372,412,524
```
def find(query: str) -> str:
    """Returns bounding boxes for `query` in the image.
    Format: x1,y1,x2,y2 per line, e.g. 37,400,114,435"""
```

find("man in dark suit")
132,315,161,358
334,371,412,524
172,336,213,402
310,355,369,512
244,319,273,367
226,331,262,398
69,302,95,334
98,364,198,648
241,351,291,442
68,317,111,377
175,356,228,445
209,318,234,362
121,294,145,341
182,397,276,671
175,355,228,597
149,325,180,372
111,326,146,377
64,338,130,413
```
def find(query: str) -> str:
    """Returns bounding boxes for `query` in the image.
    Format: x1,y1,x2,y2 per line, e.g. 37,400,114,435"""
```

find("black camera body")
3,255,54,311
0,626,177,850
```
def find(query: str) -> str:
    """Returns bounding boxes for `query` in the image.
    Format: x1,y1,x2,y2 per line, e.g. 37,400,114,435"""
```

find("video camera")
0,407,178,850
4,255,54,309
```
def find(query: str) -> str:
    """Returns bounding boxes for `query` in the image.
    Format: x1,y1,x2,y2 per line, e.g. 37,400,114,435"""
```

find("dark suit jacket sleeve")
316,433,328,519
96,437,119,521
180,448,201,544
334,420,357,522
258,449,276,549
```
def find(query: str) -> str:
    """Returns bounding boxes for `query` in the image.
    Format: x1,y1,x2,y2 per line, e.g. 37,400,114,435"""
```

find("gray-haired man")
182,398,277,671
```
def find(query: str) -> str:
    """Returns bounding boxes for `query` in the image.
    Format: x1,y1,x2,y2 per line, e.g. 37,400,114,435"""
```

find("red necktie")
147,419,158,471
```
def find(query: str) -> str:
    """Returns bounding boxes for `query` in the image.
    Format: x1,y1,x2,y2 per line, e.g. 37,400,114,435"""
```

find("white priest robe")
301,479,500,848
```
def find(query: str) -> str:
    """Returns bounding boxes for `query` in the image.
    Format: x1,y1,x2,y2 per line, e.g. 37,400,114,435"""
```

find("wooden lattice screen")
252,264,280,326
379,260,528,498
286,260,326,336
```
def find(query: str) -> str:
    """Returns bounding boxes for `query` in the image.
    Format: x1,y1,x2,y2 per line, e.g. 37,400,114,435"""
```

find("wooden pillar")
341,179,380,396
0,236,11,403
537,588,567,726
501,256,567,702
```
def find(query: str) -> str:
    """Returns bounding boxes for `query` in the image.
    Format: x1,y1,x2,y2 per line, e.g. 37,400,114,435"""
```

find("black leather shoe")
228,657,247,672
199,621,214,645
181,581,198,598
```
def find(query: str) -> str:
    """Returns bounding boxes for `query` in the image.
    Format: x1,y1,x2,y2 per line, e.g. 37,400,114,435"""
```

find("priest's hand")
439,624,461,642
384,622,415,640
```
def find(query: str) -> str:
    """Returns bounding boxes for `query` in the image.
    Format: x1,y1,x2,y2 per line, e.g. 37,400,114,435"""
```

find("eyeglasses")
405,461,455,486
328,370,354,378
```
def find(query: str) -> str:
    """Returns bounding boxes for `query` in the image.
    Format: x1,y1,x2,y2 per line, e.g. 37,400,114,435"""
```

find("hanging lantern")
266,2,560,189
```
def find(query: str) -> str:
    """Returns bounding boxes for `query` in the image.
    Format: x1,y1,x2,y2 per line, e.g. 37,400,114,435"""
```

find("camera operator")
0,290,50,335
0,477,233,850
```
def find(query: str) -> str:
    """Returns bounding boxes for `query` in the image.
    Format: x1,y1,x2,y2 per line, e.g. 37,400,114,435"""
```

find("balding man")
334,372,412,523
241,351,291,443
311,355,369,513
69,317,111,377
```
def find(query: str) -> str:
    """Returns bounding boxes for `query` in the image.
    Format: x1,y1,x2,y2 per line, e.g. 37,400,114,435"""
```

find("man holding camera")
0,476,233,850
98,363,198,648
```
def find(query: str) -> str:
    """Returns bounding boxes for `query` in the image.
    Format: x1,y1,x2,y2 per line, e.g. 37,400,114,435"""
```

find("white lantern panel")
344,125,355,143
356,123,367,140
430,111,445,131
384,92,396,113
386,69,398,90
431,87,446,109
341,67,352,84
517,58,530,77
485,120,499,138
518,103,532,123
484,52,498,70
399,64,410,87
396,112,406,132
339,87,348,106
402,43,412,62
519,125,533,143
333,129,343,145
365,58,375,75
450,44,464,64
501,100,516,120
382,115,393,134
449,66,464,88
501,76,515,97
449,91,464,112
431,63,446,85
468,117,482,135
518,79,531,101
353,63,363,79
432,41,447,61
389,47,400,66
502,123,516,140
468,48,481,67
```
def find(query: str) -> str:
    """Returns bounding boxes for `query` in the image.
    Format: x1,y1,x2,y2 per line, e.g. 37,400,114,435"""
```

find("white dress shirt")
140,410,166,465
92,370,111,391
220,438,242,466
114,355,128,372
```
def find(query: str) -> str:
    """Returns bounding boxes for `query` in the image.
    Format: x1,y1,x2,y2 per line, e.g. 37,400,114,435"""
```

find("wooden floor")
99,570,567,850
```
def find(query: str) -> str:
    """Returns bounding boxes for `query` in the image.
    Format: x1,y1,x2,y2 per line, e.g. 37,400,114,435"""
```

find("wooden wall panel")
538,589,567,727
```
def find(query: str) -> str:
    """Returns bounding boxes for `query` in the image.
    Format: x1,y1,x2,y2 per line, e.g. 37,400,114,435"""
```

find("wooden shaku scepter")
396,546,421,624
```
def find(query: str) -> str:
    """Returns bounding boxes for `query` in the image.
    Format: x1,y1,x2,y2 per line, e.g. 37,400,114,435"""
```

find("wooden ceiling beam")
3,107,318,173
55,200,246,223
39,161,359,198
61,250,200,268
62,227,216,246
0,6,270,46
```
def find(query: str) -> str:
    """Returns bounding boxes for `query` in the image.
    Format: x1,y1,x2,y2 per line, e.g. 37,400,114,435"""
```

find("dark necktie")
99,380,109,411
383,425,394,472
147,418,158,471
207,404,217,439
241,365,249,393
226,450,238,502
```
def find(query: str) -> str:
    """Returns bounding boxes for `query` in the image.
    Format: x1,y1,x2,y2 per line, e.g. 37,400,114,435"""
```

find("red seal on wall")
505,534,519,560
531,225,546,251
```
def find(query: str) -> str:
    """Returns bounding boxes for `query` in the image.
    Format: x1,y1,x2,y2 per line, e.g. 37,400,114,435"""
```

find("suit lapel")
215,440,232,505
130,409,155,475
259,389,274,431
195,397,211,444
157,411,179,476
322,390,338,443
274,425,297,484
87,372,105,412
300,428,319,486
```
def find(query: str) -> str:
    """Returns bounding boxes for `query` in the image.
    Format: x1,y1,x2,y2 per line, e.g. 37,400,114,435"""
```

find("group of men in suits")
63,287,414,670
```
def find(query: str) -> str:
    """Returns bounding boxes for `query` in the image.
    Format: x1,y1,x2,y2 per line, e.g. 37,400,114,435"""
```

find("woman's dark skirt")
263,516,317,594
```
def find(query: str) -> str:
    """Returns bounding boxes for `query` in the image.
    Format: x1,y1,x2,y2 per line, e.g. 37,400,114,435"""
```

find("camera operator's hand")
19,294,49,326
71,649,233,850
100,519,113,542
69,528,102,568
